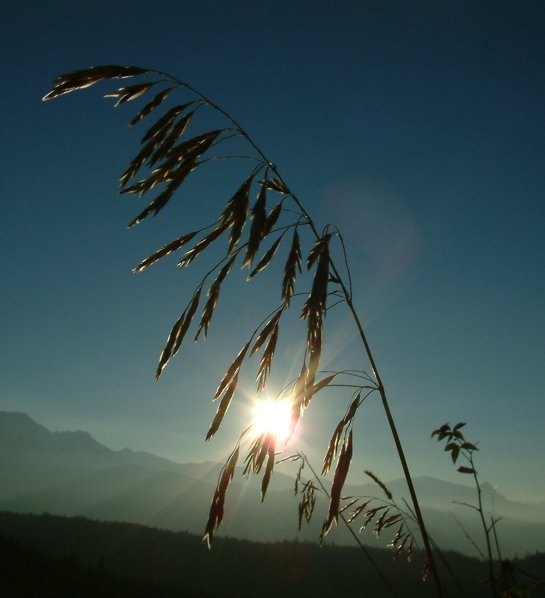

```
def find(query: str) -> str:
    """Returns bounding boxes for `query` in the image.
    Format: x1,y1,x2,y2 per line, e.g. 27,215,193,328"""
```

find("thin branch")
450,513,486,560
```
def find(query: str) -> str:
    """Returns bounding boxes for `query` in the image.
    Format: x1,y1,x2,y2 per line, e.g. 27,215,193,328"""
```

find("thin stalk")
470,454,498,597
490,517,502,563
451,513,486,560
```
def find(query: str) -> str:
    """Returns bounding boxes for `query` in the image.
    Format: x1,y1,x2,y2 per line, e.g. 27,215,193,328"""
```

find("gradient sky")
2,1,544,502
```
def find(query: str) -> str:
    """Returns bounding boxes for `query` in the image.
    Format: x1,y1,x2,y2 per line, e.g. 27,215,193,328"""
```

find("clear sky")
2,1,544,501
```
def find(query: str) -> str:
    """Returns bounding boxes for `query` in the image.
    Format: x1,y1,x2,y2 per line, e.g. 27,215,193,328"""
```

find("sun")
253,398,292,442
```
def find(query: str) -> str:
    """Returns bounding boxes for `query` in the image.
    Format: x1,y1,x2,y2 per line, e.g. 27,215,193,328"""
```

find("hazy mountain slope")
1,411,544,556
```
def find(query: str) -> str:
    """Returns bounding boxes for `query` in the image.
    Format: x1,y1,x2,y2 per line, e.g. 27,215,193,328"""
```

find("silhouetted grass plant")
43,65,446,594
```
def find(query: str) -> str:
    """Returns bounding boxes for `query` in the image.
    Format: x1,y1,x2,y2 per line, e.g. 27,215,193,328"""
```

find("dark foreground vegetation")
1,511,544,597
0,535,211,598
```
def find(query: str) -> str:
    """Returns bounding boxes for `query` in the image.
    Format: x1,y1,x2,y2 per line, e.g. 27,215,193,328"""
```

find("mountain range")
1,411,544,557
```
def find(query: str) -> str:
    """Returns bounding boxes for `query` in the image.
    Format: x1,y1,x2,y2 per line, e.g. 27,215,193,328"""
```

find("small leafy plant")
433,422,527,597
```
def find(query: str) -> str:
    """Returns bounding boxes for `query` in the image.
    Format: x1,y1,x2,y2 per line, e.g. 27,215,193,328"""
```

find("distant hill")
0,533,198,597
1,411,545,557
0,511,514,598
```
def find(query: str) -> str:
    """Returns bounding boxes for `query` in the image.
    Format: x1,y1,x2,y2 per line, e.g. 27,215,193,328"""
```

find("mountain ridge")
1,410,544,556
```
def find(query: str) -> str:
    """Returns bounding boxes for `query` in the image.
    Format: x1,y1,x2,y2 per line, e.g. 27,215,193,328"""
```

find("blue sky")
2,1,544,501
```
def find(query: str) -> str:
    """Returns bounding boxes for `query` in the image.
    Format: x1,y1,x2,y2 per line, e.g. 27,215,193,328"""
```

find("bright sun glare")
253,399,292,442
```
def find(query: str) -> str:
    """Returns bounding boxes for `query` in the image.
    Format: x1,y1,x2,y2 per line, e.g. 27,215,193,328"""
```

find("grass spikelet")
242,184,267,269
42,65,149,101
128,87,173,126
133,230,199,272
203,446,239,548
246,236,282,280
364,469,393,501
156,285,202,379
324,430,353,536
195,255,236,340
282,228,302,307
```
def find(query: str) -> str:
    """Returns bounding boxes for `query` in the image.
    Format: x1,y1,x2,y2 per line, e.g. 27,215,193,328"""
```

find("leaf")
282,228,302,307
457,466,476,474
133,230,199,272
431,423,450,440
450,445,460,464
246,237,282,280
42,65,150,101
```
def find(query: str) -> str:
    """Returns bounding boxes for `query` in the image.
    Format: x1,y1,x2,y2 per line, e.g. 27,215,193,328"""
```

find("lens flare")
253,399,292,442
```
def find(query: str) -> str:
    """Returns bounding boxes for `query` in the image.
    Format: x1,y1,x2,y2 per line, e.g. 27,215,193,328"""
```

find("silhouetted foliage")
6,511,538,598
